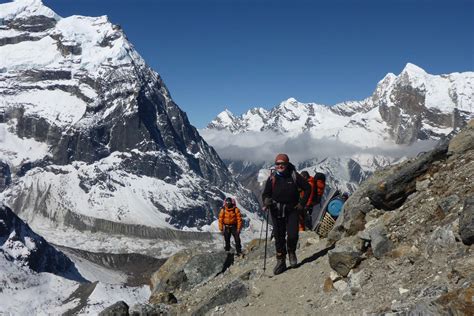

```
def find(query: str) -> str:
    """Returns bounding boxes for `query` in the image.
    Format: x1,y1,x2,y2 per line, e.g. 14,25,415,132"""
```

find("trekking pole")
263,208,269,273
259,215,264,246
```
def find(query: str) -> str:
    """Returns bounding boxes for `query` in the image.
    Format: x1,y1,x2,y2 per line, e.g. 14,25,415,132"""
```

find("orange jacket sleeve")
306,177,315,207
218,208,224,231
235,208,242,231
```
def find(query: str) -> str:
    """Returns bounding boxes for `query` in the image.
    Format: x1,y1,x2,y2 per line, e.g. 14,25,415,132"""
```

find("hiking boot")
273,254,286,275
288,252,297,267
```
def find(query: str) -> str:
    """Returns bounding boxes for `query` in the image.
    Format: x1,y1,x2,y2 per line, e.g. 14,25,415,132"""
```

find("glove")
295,203,304,211
263,198,273,207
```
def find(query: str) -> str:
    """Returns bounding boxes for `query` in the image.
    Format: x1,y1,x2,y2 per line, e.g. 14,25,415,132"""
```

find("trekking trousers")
270,206,299,255
223,225,242,253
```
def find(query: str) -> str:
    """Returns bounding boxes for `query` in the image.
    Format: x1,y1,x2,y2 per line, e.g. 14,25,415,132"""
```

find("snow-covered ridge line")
207,63,473,146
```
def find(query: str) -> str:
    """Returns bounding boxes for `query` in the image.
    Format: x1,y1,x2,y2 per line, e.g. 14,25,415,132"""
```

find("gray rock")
426,226,456,256
150,249,232,296
191,279,248,315
347,269,369,295
367,139,449,211
438,194,460,214
328,236,364,277
183,251,231,286
459,196,474,245
0,160,11,192
369,224,393,259
130,303,172,316
415,178,431,191
99,301,129,316
149,292,177,305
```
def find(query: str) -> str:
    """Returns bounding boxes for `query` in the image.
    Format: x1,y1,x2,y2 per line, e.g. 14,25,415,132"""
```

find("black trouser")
223,225,241,253
270,204,299,256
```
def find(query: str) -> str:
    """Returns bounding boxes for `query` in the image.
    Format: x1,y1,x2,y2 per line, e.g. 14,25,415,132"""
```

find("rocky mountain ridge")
208,63,473,147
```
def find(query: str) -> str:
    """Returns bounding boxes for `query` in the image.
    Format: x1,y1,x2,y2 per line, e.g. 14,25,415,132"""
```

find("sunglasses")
275,162,288,166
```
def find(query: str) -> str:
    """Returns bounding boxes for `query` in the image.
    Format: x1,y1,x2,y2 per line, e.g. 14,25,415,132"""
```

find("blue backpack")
327,197,344,217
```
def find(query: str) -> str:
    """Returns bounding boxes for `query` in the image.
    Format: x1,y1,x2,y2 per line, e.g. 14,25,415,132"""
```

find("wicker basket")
317,212,336,238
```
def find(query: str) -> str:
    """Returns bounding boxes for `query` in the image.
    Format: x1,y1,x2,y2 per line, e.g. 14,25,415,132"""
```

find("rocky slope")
0,0,260,255
101,120,473,315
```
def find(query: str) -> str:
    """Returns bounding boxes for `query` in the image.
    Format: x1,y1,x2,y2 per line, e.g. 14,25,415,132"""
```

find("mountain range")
208,63,472,146
0,0,264,259
204,63,473,197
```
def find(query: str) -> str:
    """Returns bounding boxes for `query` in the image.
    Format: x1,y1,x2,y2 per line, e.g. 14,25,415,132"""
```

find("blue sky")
34,0,474,127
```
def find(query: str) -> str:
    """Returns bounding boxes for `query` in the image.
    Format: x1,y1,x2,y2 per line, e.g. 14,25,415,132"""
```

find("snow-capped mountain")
208,64,473,147
0,0,261,255
205,64,473,198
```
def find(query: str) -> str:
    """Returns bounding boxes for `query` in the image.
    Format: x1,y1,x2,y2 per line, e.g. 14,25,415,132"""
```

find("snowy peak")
0,0,138,75
0,0,60,21
207,63,473,145
207,109,239,131
401,62,428,76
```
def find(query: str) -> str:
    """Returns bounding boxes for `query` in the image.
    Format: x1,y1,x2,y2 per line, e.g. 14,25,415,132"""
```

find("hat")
274,153,289,163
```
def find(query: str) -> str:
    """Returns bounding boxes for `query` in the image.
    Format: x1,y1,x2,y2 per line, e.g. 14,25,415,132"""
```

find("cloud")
199,129,438,163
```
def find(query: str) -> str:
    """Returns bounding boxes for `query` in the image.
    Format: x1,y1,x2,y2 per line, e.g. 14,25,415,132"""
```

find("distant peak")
1,0,60,20
278,97,300,108
217,109,234,118
401,63,427,75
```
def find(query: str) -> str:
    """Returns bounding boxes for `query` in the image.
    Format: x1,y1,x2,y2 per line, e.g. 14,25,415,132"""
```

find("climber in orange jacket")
218,197,243,255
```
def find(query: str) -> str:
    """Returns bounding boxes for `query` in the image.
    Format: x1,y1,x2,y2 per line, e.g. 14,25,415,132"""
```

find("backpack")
327,196,344,217
314,172,326,203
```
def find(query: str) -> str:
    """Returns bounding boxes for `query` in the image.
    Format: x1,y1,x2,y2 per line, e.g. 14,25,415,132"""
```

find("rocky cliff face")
0,0,260,251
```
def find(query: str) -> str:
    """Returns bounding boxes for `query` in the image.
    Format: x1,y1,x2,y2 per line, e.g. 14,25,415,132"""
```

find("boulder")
150,249,232,301
129,303,172,316
99,301,129,316
328,236,364,277
426,226,457,256
368,224,393,259
367,139,449,211
438,195,460,215
459,196,474,245
149,292,178,305
191,279,248,315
